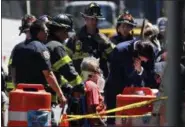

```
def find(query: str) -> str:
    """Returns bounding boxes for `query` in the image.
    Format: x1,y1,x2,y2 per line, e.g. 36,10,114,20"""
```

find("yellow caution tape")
63,96,167,122
68,112,152,119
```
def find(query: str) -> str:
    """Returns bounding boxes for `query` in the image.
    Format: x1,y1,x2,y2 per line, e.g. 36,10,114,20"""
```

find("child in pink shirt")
81,57,106,126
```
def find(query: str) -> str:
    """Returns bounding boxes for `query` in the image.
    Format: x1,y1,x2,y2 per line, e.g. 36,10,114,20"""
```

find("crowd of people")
2,2,185,126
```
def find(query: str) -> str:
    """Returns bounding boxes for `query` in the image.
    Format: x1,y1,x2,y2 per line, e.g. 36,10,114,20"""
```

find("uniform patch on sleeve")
42,51,50,60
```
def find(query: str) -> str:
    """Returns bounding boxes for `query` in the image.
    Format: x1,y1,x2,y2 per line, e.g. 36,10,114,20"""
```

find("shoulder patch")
42,50,50,60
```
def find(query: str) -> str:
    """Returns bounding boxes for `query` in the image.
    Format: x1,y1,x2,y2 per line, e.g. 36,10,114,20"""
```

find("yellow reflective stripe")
6,82,15,89
105,43,116,54
52,55,72,71
8,58,12,65
64,45,73,57
69,75,82,86
60,75,82,86
52,94,58,103
72,52,89,60
102,52,107,59
61,76,68,85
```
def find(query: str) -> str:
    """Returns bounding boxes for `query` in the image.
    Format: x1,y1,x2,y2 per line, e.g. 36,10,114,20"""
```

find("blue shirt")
105,39,157,94
11,39,51,85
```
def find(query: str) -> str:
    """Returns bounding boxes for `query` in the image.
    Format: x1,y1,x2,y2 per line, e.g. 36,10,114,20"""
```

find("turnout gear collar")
117,11,137,27
81,2,105,20
19,14,36,36
50,14,74,32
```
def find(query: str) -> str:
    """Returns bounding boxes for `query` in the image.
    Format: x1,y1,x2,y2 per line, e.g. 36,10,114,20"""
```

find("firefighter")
8,14,37,91
65,2,115,78
105,39,156,124
45,14,84,101
110,10,137,45
10,20,67,126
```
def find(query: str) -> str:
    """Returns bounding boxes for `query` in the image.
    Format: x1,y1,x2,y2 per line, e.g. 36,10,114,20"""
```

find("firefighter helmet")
80,2,105,20
117,11,137,27
19,14,36,36
50,14,74,32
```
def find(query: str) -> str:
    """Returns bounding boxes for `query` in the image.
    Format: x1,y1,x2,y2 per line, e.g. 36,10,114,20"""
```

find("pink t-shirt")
85,80,100,106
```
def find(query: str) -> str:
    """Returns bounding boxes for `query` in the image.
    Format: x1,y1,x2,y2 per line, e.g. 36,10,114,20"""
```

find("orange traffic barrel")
8,83,51,127
59,114,69,127
115,87,156,126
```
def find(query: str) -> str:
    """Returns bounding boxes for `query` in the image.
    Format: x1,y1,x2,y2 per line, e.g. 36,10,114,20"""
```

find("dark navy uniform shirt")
105,40,157,94
110,33,134,45
11,39,51,85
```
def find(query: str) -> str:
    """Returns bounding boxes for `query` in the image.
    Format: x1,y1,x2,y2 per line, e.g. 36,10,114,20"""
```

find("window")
124,0,144,19
2,1,24,19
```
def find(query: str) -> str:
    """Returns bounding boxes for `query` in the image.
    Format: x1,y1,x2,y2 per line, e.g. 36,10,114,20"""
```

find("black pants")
105,91,117,125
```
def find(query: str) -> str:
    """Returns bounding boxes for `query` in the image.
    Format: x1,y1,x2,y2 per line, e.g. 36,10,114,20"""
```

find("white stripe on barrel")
8,111,27,121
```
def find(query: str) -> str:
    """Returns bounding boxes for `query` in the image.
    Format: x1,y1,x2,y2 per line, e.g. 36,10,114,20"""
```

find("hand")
134,58,142,73
58,94,67,108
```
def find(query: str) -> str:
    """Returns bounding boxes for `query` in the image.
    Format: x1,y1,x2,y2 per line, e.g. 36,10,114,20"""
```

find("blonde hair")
81,57,100,73
143,21,159,39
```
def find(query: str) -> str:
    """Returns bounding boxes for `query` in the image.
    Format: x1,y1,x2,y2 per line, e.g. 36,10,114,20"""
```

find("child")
81,57,106,126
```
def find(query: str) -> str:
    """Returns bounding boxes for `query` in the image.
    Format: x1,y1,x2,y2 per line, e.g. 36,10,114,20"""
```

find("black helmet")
50,14,74,32
80,2,105,20
19,14,36,36
117,10,136,27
